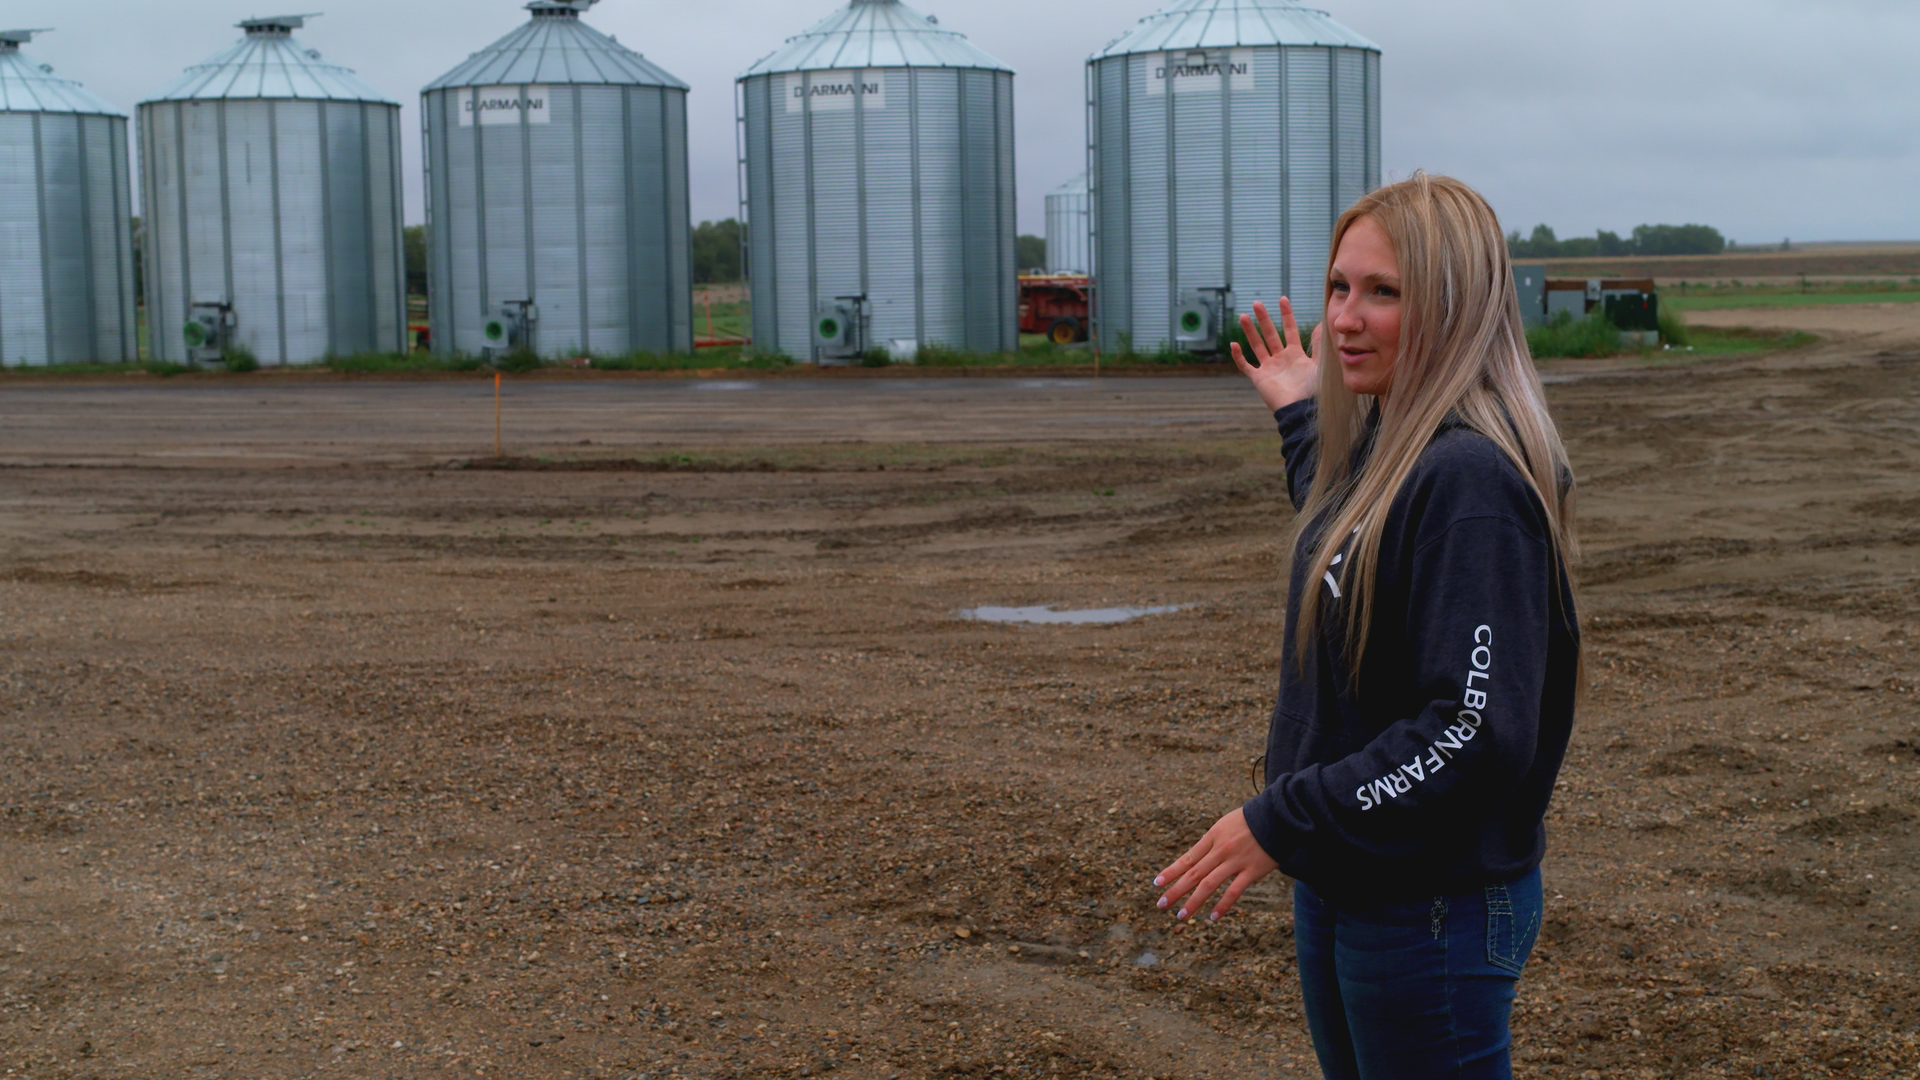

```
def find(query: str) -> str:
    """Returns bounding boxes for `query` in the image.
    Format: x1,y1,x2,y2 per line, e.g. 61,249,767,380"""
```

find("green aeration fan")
182,321,209,348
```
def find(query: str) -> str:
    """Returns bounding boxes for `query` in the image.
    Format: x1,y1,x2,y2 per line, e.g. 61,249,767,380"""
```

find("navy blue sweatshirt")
1241,399,1579,905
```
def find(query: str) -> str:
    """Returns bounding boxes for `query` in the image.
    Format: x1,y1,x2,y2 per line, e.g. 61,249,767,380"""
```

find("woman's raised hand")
1231,298,1322,413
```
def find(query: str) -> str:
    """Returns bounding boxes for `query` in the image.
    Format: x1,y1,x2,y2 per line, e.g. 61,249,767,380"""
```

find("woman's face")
1326,215,1404,399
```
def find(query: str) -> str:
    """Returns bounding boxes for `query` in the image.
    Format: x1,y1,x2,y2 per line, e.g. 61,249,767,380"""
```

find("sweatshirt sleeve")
1241,474,1555,867
1275,400,1319,511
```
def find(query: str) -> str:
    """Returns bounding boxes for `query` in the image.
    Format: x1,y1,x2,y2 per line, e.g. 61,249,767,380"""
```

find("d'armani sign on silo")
459,86,553,125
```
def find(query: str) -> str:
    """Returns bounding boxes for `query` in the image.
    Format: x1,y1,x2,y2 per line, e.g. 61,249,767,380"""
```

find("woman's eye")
1330,281,1350,294
1375,285,1399,299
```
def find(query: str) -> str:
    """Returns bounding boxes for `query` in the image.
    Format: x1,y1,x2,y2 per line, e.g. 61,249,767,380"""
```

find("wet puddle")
959,605,1185,625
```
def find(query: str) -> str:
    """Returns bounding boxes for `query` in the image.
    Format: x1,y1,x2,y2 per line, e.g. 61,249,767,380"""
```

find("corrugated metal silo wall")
0,112,136,365
423,84,692,358
1045,189,1090,274
742,67,1016,362
140,99,406,365
1090,47,1379,353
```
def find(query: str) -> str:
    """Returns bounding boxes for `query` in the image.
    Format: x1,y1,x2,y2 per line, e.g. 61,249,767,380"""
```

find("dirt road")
1,304,1917,1079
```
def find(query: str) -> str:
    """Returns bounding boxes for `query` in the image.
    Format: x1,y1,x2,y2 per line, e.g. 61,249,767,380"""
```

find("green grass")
692,296,750,341
913,341,1105,368
1657,306,1689,348
222,344,260,373
323,352,489,373
1527,313,1625,359
590,347,792,371
1528,308,1813,362
1662,326,1818,358
322,347,792,373
1666,290,1920,312
0,360,191,377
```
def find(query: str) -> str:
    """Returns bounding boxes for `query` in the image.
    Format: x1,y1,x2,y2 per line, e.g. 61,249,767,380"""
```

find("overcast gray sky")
34,0,1920,244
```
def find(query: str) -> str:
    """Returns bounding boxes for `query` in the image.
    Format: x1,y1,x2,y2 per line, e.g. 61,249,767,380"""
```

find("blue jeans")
1293,869,1543,1080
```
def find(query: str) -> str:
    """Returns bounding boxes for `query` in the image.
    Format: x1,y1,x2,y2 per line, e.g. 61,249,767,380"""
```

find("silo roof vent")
0,27,124,114
743,0,1011,77
239,14,315,36
0,28,51,50
527,0,597,16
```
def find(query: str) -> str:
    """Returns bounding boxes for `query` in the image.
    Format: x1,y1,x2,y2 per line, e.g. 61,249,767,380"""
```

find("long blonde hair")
1294,172,1577,677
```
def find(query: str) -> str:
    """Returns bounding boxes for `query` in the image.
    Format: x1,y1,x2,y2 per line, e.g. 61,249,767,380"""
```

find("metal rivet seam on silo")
422,2,693,359
0,29,137,366
738,0,1017,364
137,16,406,366
1087,0,1380,354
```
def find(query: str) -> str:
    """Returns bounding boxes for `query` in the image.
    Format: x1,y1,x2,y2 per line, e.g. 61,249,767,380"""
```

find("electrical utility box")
1512,264,1547,327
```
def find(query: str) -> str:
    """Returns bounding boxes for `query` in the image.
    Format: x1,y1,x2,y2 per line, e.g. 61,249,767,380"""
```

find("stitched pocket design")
1484,883,1538,976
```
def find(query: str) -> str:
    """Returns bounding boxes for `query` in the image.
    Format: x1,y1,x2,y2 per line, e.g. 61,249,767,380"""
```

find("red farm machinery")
1018,274,1091,344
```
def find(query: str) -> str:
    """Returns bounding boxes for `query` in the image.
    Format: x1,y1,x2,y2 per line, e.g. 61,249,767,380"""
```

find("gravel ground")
1,309,1918,1079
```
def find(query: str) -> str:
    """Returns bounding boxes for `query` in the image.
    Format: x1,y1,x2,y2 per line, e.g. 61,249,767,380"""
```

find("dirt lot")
2,303,1918,1080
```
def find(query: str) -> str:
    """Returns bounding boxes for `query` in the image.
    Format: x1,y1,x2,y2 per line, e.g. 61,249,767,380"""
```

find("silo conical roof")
0,30,123,115
1049,172,1088,198
742,0,1011,77
1094,0,1380,58
143,15,396,104
425,0,688,90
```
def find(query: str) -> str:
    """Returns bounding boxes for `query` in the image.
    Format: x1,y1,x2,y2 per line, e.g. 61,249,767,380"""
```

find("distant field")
1538,247,1920,281
1667,290,1920,312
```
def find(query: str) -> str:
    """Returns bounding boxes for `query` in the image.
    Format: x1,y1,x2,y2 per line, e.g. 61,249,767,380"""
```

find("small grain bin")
0,29,136,366
1045,172,1090,275
423,0,693,358
139,15,405,366
1089,0,1380,352
739,0,1016,364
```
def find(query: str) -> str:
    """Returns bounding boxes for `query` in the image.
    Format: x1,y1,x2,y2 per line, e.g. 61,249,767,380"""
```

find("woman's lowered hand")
1232,298,1322,413
1153,807,1279,922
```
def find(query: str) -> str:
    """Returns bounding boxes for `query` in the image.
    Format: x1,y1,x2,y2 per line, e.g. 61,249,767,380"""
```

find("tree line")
1507,223,1726,259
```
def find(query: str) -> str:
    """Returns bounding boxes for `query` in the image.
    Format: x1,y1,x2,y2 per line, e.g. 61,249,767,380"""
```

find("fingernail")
1208,912,1219,923
1176,909,1188,920
1153,876,1164,888
1156,897,1169,909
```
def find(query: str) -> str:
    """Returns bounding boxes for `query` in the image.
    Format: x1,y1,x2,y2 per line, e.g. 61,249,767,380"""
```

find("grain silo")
739,0,1016,364
1045,172,1090,275
1089,0,1380,353
139,15,405,366
0,29,135,366
423,0,692,358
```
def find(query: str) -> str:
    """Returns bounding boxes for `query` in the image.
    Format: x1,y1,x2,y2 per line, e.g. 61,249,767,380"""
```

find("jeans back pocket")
1484,882,1540,976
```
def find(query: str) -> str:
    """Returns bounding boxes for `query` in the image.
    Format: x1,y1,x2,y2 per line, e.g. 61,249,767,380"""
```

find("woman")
1153,173,1580,1080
